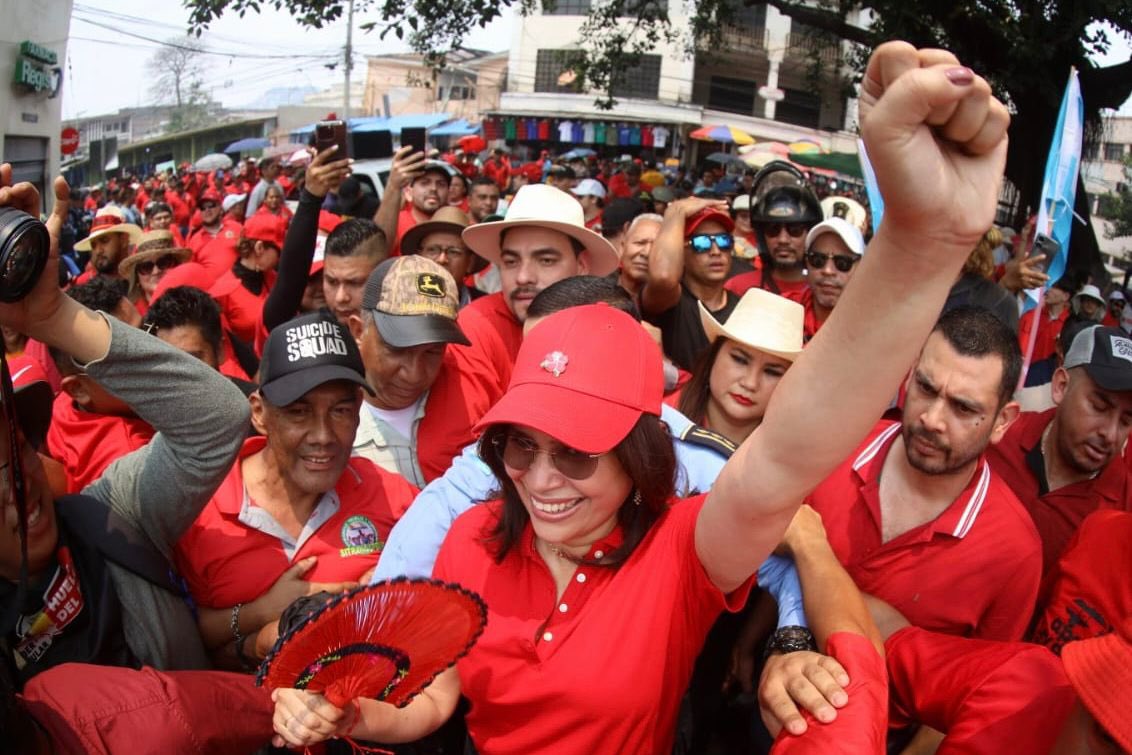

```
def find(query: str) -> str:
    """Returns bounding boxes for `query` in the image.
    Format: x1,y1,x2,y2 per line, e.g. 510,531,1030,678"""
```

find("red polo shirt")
451,291,523,400
885,626,1075,753
175,437,417,609
433,496,753,755
187,218,242,259
195,228,241,286
1030,509,1132,653
797,288,826,341
809,421,1041,642
390,205,429,258
725,269,809,302
771,632,887,753
985,408,1132,577
46,394,155,494
209,269,276,345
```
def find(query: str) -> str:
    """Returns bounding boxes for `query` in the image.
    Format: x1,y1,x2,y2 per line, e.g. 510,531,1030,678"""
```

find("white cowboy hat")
74,206,143,251
461,184,620,276
1074,285,1105,305
699,288,804,362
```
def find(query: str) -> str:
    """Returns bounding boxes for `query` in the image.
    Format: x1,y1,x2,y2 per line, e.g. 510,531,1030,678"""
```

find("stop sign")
61,127,79,155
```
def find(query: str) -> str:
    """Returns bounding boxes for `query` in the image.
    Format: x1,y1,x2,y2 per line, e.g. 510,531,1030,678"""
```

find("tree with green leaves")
185,0,1132,276
146,36,212,134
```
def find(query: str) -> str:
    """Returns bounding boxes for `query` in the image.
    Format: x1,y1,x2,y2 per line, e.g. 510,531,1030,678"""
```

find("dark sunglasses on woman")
137,254,182,276
493,434,603,480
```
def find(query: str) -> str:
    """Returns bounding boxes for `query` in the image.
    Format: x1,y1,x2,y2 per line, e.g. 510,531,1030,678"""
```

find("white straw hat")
699,288,804,361
462,184,620,276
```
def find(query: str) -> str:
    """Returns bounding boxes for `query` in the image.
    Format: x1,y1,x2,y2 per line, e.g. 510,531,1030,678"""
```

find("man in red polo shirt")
757,307,1043,744
986,324,1132,577
175,312,417,671
726,169,821,301
455,183,621,397
797,217,864,341
349,256,494,485
186,189,240,257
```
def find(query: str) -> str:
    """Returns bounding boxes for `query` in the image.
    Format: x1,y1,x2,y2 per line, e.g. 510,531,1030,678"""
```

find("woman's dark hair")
677,338,725,426
478,413,676,567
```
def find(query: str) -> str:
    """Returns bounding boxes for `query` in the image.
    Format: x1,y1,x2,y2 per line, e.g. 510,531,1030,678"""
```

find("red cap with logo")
243,213,287,248
685,208,735,239
199,189,223,205
473,303,662,453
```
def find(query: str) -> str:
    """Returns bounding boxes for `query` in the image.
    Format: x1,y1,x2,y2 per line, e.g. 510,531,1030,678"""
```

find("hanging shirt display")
558,120,574,142
653,125,671,148
583,122,596,143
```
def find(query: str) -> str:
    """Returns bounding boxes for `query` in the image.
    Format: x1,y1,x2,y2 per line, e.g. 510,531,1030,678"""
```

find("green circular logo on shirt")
340,515,382,557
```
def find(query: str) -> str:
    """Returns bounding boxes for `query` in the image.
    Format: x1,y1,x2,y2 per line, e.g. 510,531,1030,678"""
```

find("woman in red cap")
270,41,1013,753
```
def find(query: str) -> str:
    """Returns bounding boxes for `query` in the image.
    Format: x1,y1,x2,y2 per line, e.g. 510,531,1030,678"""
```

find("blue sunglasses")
689,233,734,253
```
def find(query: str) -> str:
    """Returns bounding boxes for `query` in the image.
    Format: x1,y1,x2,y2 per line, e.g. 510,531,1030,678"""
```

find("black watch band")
765,625,817,657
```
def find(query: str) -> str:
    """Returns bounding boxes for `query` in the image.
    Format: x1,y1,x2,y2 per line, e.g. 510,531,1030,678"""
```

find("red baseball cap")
474,304,663,453
685,208,734,238
1061,616,1132,752
7,355,54,448
199,189,223,205
243,213,286,248
151,262,215,303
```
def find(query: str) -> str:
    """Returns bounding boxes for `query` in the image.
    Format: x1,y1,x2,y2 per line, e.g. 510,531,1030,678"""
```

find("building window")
734,2,766,29
1084,142,1099,161
544,0,591,15
610,54,662,100
776,87,822,128
708,76,756,115
535,49,582,93
1104,142,1126,161
438,85,474,101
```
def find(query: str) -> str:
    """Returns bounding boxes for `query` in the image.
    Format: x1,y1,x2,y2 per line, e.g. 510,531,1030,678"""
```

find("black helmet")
748,161,822,226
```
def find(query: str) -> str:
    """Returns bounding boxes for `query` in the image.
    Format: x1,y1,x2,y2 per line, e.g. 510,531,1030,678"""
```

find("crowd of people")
1,41,1129,755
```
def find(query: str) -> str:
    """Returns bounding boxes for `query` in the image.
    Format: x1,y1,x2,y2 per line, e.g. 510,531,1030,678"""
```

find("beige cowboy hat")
74,206,143,251
401,206,472,256
118,230,191,296
699,288,804,362
461,184,620,276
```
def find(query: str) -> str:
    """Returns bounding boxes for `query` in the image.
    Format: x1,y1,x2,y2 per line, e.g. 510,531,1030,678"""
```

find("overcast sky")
62,0,516,119
63,1,1130,120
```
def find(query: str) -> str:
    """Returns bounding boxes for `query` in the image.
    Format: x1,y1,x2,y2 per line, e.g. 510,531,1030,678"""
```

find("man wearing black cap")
174,312,419,670
987,324,1132,577
374,146,453,258
348,256,487,486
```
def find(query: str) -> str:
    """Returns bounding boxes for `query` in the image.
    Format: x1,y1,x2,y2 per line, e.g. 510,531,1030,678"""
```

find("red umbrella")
458,135,487,153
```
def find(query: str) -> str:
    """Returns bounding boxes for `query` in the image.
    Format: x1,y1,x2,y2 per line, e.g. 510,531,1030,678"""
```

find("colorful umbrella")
788,141,822,155
740,151,783,169
705,152,742,165
258,579,486,710
561,148,597,160
751,141,791,157
690,125,755,145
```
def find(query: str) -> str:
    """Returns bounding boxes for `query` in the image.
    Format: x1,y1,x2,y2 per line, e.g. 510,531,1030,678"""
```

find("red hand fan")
257,578,486,709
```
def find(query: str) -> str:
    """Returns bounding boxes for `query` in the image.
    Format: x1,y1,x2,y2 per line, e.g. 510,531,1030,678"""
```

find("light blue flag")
857,138,883,236
1024,68,1084,312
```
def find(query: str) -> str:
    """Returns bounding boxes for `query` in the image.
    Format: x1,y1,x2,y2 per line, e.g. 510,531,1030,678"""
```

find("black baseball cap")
1063,325,1132,392
259,312,374,406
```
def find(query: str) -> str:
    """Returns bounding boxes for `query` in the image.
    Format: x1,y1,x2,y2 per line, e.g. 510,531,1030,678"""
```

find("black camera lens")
0,208,50,303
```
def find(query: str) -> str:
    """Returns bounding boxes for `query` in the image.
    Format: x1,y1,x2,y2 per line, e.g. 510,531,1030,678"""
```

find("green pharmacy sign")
13,40,58,94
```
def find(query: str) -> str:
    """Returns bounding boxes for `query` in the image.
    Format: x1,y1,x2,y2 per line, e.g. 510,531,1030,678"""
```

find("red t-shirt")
985,408,1132,577
194,228,241,286
416,351,499,483
809,421,1042,642
46,394,155,494
1017,306,1068,364
451,292,523,400
187,218,242,259
175,436,417,609
1030,509,1132,653
433,496,754,755
885,626,1075,753
771,632,888,753
208,268,276,345
390,205,422,258
725,269,809,302
798,288,825,341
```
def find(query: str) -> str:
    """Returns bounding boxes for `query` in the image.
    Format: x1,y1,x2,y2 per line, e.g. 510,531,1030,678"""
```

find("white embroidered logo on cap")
540,351,569,377
1110,335,1132,364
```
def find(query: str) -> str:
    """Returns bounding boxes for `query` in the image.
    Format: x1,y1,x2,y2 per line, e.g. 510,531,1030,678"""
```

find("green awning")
789,151,864,179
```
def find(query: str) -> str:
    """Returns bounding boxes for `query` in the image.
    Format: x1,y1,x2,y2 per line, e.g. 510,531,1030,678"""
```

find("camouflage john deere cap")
360,256,471,348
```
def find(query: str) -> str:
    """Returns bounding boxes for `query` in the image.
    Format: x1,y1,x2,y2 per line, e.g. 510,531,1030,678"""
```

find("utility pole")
343,0,355,120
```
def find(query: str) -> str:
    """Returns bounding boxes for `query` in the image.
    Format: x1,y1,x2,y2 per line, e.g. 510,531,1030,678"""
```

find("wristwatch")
765,625,817,656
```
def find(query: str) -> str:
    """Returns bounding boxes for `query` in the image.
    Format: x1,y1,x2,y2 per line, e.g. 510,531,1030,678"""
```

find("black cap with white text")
258,312,374,406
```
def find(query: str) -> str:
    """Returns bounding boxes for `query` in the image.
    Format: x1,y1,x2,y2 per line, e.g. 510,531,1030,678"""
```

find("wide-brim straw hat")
118,230,192,283
401,206,471,256
74,206,143,251
699,288,804,362
461,184,620,276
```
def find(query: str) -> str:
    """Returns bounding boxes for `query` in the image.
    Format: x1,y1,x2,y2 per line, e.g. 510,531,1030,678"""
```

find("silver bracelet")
230,602,245,646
